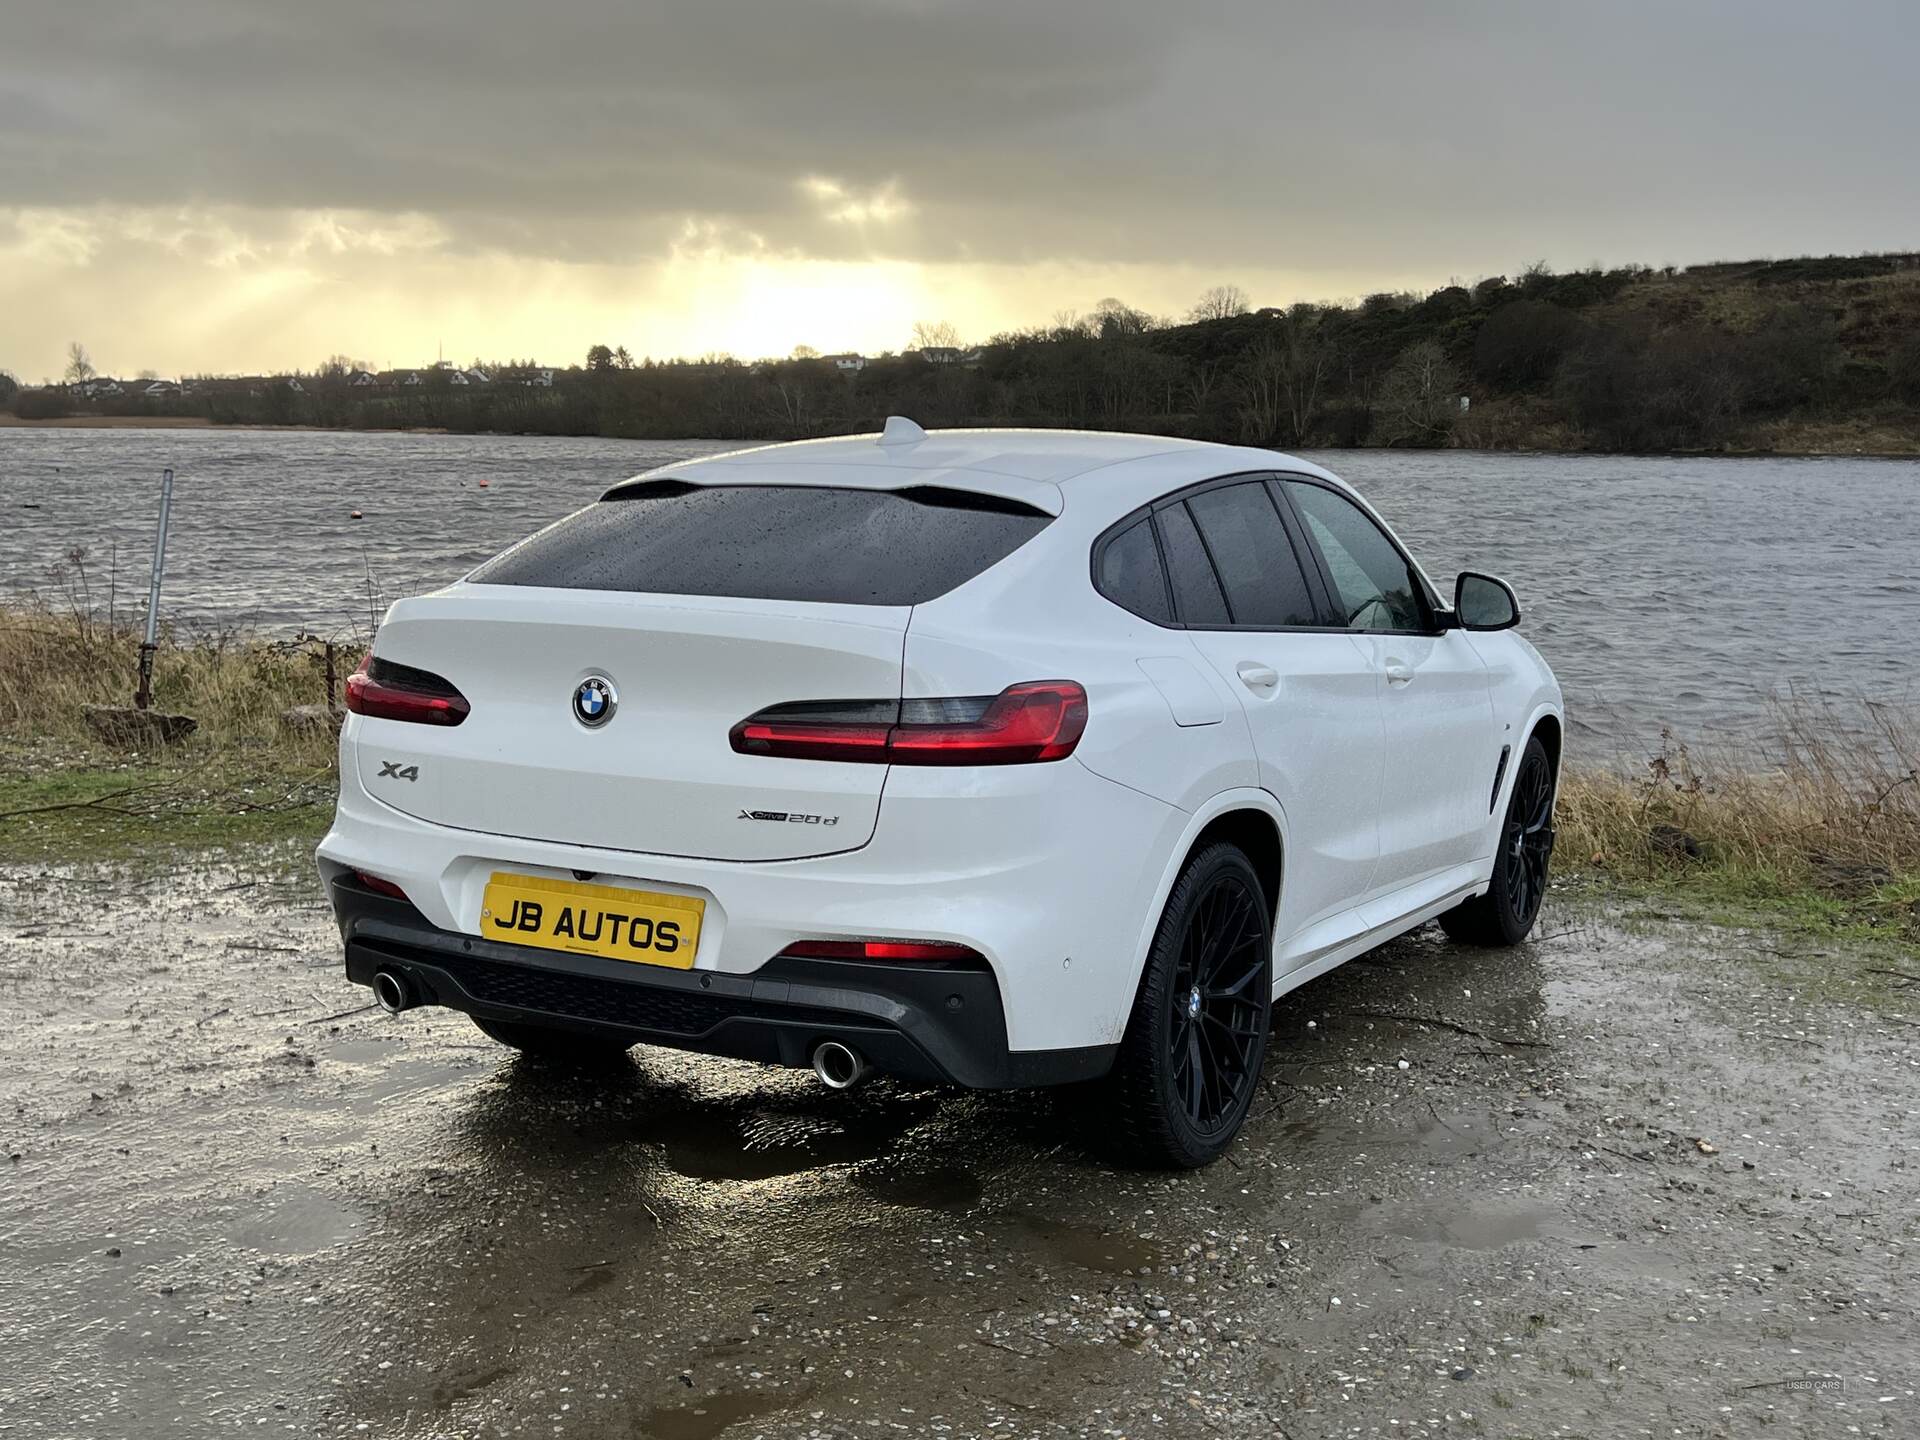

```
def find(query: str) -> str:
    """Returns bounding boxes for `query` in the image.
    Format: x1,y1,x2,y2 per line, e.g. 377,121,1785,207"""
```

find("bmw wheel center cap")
573,675,617,728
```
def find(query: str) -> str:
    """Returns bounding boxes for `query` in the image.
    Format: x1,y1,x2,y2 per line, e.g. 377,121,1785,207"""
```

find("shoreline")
2,412,1916,457
0,415,452,435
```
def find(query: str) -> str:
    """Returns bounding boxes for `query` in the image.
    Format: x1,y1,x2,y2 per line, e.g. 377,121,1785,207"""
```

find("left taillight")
730,680,1087,765
344,655,470,727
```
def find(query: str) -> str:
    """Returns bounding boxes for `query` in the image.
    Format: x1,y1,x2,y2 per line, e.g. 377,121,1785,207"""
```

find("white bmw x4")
318,421,1562,1166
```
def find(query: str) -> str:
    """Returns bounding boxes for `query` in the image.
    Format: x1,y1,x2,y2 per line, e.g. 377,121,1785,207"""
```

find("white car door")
1153,479,1386,963
1281,478,1496,897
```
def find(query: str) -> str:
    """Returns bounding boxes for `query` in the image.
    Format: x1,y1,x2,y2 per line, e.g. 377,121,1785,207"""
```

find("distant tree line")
9,252,1919,453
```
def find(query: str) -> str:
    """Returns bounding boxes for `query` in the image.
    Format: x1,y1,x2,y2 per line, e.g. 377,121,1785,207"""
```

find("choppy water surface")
4,427,1917,754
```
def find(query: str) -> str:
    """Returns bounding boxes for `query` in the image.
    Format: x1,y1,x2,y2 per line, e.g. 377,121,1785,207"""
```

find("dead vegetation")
1557,702,1920,902
0,595,352,767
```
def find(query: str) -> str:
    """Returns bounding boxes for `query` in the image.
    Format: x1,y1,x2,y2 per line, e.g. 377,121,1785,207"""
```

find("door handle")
1384,662,1415,686
1235,662,1280,693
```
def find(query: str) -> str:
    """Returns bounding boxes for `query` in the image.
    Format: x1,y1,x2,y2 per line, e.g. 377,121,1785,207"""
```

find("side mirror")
1453,572,1520,631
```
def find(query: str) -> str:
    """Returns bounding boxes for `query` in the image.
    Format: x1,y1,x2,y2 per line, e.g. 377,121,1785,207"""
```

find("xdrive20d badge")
572,676,616,728
319,418,1562,1167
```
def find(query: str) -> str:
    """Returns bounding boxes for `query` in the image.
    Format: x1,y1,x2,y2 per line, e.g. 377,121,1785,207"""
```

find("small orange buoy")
350,509,364,519
477,478,490,488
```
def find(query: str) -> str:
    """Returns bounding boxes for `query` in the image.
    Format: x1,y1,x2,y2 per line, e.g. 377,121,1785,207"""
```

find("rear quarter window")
1094,517,1173,624
468,484,1052,606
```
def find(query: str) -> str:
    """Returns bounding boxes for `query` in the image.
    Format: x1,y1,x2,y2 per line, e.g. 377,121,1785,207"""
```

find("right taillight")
345,655,470,726
730,680,1087,765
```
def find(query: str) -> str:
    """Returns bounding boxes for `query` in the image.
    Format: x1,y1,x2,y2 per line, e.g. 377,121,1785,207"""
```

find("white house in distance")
350,370,378,387
828,353,866,373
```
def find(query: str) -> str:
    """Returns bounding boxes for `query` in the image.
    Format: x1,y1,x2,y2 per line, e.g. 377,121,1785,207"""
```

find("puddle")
1017,1217,1164,1274
639,1388,800,1440
431,1363,517,1411
633,1096,927,1182
1366,1197,1556,1252
225,1182,363,1258
854,1162,984,1213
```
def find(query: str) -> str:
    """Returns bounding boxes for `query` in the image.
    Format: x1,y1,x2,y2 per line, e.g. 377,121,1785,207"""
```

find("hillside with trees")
10,253,1920,453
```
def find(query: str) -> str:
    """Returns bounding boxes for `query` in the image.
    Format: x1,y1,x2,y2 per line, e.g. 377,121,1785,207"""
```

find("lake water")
4,426,1917,759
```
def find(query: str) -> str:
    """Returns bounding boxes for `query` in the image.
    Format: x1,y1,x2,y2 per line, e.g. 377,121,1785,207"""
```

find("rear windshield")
468,483,1052,606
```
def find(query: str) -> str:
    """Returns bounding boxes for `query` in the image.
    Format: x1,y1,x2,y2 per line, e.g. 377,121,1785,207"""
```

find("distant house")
349,370,378,387
502,367,555,387
284,376,305,394
143,380,180,397
828,354,866,373
74,378,123,398
198,376,264,397
466,368,491,384
917,346,963,365
374,369,424,387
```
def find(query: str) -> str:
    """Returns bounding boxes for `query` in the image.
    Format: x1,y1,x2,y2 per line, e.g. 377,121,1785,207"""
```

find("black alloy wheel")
1106,843,1272,1167
1439,734,1557,947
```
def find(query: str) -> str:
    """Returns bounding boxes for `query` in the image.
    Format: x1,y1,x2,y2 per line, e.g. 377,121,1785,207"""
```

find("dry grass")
0,599,349,768
1557,702,1920,892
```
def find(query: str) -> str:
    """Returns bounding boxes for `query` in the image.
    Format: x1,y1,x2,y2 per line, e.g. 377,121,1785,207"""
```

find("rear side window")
1184,482,1318,627
1155,504,1230,625
469,484,1052,606
1094,518,1173,624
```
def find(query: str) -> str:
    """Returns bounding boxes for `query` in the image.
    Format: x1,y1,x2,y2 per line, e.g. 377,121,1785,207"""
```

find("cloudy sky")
3,0,1915,380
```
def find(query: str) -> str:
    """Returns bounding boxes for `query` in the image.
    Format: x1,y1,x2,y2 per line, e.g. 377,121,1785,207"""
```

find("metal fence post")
134,468,174,711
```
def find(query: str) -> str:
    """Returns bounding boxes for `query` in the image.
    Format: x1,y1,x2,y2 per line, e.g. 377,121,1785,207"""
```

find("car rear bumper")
329,875,1115,1088
317,742,1186,1055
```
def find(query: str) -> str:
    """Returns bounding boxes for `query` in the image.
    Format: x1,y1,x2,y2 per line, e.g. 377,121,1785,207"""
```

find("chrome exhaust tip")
372,969,412,1015
811,1040,865,1090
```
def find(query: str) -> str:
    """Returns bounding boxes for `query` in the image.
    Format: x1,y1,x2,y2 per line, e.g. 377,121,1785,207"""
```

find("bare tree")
1230,306,1326,445
613,346,635,369
1188,284,1250,323
1376,340,1463,445
910,320,961,351
1091,297,1153,339
790,344,820,360
64,342,96,384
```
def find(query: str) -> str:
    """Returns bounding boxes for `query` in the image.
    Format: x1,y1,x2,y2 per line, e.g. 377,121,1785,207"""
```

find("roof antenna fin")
878,415,927,447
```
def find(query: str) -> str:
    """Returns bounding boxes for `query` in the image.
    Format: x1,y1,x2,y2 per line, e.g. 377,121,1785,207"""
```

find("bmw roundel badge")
573,675,617,728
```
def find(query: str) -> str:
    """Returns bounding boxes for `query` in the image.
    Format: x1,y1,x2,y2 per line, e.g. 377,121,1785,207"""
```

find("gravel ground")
1,857,1915,1439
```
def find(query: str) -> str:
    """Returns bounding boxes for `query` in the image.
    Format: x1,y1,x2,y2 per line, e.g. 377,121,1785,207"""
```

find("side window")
1154,503,1230,625
1184,482,1318,627
1284,481,1432,632
1094,518,1173,624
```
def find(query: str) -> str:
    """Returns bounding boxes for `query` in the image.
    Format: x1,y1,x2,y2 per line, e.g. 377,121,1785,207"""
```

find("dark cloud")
3,0,1917,273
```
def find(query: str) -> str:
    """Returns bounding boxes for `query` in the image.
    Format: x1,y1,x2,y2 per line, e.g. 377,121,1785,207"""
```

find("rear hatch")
352,478,1053,862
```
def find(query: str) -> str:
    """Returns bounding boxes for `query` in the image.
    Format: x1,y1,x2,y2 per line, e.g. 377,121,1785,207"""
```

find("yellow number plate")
480,872,704,969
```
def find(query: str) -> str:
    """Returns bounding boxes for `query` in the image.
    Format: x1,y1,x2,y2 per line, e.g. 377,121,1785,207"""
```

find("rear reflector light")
781,939,984,963
345,655,470,726
352,870,409,901
731,681,1087,765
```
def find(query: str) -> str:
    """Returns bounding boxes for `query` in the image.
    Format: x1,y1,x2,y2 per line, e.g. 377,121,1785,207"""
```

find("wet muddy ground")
2,855,1915,1438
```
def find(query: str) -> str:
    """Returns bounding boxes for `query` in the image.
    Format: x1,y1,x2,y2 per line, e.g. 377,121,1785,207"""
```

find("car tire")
1438,734,1557,947
1104,842,1273,1169
470,1015,634,1062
